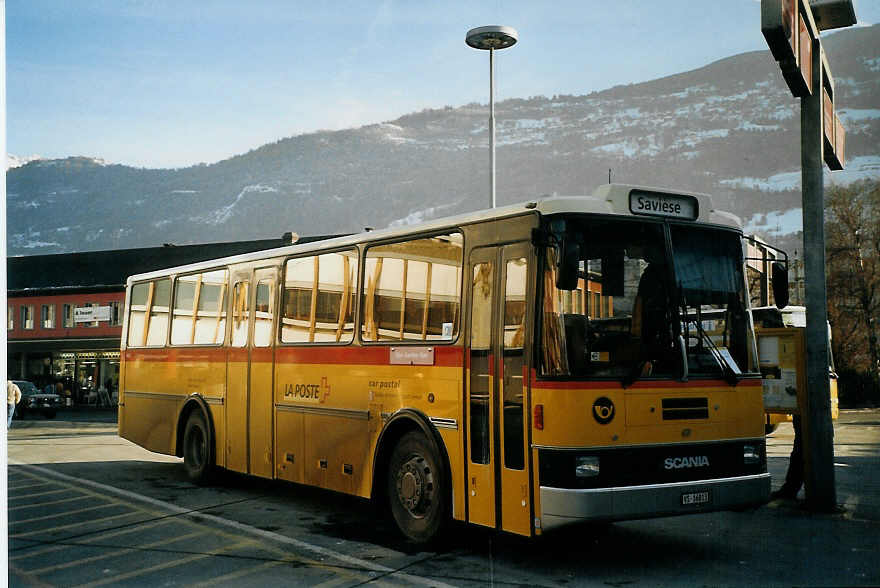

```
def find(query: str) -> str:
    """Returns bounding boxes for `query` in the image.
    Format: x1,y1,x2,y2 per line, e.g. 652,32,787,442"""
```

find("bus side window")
145,278,171,347
171,269,229,346
127,282,150,347
362,233,462,342
282,250,358,344
196,270,228,345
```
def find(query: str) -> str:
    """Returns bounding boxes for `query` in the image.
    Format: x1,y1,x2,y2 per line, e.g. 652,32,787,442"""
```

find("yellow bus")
119,184,770,543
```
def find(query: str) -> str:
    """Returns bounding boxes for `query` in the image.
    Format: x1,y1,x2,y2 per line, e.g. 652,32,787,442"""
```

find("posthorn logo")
592,397,615,424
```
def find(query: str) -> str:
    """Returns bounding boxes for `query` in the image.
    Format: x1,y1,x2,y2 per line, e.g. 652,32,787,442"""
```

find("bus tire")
386,431,448,544
183,411,214,485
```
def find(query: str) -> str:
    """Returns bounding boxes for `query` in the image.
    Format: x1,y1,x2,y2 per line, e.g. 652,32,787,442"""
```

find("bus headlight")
575,456,600,478
743,445,761,465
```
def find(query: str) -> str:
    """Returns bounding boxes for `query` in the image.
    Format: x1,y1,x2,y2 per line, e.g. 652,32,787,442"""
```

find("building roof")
7,234,343,295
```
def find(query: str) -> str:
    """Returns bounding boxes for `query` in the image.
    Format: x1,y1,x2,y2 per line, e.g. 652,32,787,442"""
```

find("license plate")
681,491,711,506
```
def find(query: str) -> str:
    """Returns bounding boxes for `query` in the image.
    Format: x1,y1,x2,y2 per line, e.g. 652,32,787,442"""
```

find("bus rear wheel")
386,431,448,544
183,411,214,484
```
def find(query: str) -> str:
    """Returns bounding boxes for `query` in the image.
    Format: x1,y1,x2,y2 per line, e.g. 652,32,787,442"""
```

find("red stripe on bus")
276,345,463,367
125,344,464,367
531,377,762,390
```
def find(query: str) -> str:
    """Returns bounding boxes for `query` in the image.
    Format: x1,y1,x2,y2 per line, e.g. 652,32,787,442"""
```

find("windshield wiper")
685,314,742,386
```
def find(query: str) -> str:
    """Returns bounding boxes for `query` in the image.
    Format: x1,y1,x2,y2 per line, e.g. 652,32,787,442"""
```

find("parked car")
13,380,60,419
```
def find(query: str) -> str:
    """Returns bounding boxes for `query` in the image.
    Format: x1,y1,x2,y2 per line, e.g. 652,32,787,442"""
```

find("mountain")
7,24,880,257
6,154,44,170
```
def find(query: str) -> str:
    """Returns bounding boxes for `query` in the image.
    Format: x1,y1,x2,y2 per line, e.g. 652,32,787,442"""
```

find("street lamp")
466,25,518,209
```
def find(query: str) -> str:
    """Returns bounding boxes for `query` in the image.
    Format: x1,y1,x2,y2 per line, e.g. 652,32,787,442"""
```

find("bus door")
467,243,532,535
227,271,252,474
249,268,277,478
226,267,277,477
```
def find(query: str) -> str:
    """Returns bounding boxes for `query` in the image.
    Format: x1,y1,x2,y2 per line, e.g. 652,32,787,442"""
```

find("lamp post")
466,25,518,209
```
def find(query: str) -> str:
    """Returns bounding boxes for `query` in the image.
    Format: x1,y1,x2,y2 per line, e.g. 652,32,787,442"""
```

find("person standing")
7,380,22,428
772,414,804,499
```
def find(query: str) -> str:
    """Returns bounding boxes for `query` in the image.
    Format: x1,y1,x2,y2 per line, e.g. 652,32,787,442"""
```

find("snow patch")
6,154,43,170
720,171,800,192
202,184,279,225
861,56,880,72
744,208,803,237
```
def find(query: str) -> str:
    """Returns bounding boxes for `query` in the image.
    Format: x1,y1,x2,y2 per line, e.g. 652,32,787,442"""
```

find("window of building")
170,269,228,345
41,304,56,329
110,301,123,326
21,305,35,330
282,249,358,344
62,304,75,328
362,233,462,342
8,305,13,330
127,278,172,347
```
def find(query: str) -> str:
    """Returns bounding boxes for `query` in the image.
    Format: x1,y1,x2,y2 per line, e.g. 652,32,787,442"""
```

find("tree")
825,179,880,403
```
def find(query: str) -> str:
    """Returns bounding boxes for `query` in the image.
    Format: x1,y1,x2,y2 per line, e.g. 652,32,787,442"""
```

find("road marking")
11,502,118,525
8,481,53,491
11,511,143,539
8,472,373,586
9,494,92,511
8,487,68,500
11,461,454,588
190,556,292,587
29,529,207,575
81,545,234,588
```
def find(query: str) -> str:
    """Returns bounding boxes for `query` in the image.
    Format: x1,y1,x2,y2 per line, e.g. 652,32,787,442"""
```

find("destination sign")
629,190,698,221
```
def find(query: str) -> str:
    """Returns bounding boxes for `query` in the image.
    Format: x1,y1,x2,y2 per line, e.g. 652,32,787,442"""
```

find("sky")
7,0,880,169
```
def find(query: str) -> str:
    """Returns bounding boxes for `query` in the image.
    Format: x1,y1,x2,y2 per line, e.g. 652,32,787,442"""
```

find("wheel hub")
396,456,433,516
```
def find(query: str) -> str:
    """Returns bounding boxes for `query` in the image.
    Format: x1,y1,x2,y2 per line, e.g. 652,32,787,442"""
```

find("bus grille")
662,397,709,420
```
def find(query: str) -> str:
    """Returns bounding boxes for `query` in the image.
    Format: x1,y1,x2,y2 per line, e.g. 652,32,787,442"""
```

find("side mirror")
772,262,789,309
556,239,580,290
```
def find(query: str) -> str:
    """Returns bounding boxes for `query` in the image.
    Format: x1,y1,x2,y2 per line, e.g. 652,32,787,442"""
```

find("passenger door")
226,271,251,474
466,243,532,535
225,267,278,478
249,268,276,478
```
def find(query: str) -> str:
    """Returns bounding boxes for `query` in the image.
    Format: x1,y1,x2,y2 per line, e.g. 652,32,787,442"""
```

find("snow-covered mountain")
6,24,879,256
6,154,44,170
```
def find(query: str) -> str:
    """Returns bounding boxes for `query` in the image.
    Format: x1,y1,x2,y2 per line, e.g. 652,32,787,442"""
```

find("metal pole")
800,40,837,510
489,47,496,209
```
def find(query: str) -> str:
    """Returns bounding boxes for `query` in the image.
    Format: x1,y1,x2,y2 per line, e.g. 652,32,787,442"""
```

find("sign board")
763,0,846,170
763,0,813,96
757,327,804,413
762,0,798,62
389,346,435,366
74,306,112,323
628,190,698,221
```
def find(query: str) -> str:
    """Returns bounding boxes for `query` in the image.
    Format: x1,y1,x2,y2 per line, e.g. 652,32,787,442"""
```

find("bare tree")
825,179,880,392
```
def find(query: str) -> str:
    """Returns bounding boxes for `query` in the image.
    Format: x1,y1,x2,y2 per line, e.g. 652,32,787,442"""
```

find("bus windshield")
539,217,757,381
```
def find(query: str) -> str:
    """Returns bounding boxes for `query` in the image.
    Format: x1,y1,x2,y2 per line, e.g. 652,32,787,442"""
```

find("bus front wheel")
386,431,448,544
183,411,214,485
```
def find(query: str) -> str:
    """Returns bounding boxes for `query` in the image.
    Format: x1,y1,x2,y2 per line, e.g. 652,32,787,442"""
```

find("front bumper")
540,472,770,532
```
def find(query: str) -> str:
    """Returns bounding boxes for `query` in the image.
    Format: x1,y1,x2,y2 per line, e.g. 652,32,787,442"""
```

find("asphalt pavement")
6,408,879,586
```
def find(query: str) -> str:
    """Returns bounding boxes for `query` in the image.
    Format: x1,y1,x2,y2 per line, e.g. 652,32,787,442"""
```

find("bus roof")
126,183,742,284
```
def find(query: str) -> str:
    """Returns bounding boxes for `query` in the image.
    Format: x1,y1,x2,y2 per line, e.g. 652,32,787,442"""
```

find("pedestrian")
771,414,803,499
8,380,22,429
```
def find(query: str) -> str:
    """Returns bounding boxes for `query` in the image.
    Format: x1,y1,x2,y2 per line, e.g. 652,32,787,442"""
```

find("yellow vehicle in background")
752,305,839,434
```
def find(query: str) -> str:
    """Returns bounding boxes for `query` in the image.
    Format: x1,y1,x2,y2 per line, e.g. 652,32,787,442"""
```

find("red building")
7,234,336,402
